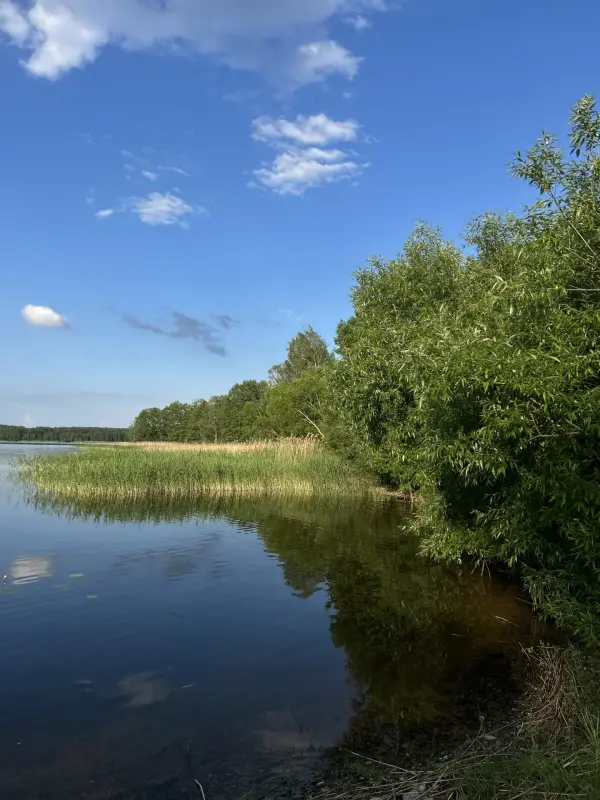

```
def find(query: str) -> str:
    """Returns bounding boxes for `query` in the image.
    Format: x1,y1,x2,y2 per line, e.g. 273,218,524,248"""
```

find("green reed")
16,440,374,500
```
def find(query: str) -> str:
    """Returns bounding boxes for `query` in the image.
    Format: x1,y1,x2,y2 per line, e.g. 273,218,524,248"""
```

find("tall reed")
16,439,374,500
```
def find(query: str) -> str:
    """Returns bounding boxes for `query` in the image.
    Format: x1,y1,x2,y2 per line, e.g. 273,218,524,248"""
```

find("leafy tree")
131,407,167,442
269,326,333,385
265,366,330,438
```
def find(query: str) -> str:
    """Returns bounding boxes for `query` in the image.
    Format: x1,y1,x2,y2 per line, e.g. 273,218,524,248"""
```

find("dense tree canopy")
335,95,600,640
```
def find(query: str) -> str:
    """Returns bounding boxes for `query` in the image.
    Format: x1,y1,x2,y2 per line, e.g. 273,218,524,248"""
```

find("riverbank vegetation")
18,97,600,645
127,96,600,644
18,438,374,499
323,644,600,800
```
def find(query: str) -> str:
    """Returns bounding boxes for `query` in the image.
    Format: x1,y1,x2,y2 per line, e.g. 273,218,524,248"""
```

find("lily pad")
86,594,99,600
69,573,85,579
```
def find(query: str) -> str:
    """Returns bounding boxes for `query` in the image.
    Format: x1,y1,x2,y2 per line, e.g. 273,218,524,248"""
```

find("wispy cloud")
141,170,158,181
128,193,202,227
290,40,361,86
0,1,389,87
21,304,68,328
347,15,372,31
251,113,369,195
213,314,238,330
95,193,203,227
123,311,230,356
160,166,190,178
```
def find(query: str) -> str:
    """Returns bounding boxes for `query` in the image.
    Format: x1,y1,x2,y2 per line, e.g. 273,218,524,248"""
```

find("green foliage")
335,96,600,642
268,326,333,385
0,425,129,443
132,380,270,443
265,365,331,438
131,328,335,444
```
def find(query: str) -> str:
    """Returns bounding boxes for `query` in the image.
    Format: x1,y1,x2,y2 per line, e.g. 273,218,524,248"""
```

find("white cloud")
141,170,157,181
127,192,201,227
95,208,114,218
0,0,388,86
252,113,359,146
162,166,190,178
22,304,68,328
347,14,371,30
0,0,29,40
253,147,363,195
292,40,361,84
251,112,369,195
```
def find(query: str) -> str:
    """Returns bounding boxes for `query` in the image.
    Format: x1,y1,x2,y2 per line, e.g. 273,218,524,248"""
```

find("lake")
0,444,544,799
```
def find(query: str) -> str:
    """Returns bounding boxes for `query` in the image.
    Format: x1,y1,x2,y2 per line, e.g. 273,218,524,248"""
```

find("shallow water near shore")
0,444,546,798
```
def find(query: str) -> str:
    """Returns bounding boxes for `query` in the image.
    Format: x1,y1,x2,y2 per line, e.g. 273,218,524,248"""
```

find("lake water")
0,444,544,799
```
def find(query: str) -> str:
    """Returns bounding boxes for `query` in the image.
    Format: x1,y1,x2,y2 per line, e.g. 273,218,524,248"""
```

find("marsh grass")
16,438,375,500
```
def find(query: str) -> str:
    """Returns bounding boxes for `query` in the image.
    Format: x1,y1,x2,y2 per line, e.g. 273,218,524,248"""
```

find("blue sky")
1,0,599,428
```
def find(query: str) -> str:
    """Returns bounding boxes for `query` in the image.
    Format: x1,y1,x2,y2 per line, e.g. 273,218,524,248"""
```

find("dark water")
0,445,544,799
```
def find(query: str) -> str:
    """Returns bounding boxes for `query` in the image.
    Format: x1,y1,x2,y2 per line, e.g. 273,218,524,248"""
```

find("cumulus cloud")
251,112,368,195
254,148,363,195
252,113,359,146
0,0,388,86
21,304,68,328
123,310,229,356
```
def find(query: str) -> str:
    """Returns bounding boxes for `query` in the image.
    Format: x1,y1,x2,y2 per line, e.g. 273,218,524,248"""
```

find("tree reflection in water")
28,490,546,756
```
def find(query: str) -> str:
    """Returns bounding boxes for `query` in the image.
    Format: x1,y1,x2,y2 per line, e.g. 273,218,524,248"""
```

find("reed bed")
119,437,319,455
16,438,375,500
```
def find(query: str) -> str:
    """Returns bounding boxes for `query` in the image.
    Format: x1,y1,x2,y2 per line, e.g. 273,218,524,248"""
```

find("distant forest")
0,425,130,443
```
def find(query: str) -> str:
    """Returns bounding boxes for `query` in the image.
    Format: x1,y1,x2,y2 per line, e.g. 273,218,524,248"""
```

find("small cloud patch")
94,193,203,228
22,304,68,328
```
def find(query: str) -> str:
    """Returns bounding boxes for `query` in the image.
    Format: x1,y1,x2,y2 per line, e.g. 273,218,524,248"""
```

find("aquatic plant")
16,438,374,500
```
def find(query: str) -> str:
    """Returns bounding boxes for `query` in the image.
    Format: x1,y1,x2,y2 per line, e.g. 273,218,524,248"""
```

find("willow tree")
335,96,600,641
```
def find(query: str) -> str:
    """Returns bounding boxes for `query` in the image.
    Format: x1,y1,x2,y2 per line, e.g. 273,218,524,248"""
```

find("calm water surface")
0,445,543,799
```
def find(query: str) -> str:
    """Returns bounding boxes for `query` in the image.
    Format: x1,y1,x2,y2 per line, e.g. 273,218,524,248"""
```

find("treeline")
132,97,600,641
132,327,334,443
0,425,130,443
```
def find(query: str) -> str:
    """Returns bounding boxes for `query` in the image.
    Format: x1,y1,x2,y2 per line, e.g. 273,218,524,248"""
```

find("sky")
1,0,599,428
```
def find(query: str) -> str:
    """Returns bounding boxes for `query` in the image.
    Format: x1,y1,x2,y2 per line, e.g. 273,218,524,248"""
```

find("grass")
316,645,600,800
16,438,376,500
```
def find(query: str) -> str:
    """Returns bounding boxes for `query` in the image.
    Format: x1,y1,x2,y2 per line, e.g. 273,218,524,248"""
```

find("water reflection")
25,489,542,735
0,471,548,798
114,671,173,708
10,555,53,585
